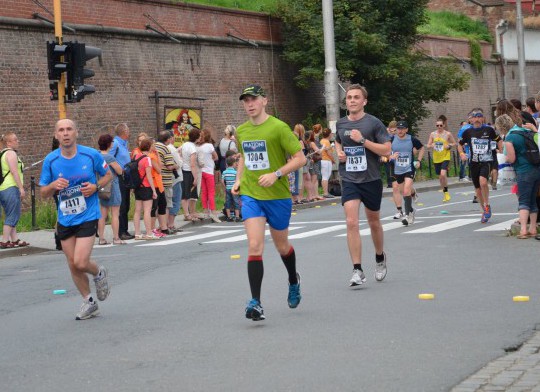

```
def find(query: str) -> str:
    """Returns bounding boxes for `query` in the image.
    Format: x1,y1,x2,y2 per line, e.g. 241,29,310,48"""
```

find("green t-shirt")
505,126,538,174
237,116,301,200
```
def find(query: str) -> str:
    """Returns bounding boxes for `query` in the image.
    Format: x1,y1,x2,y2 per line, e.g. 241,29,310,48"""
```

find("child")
222,156,241,222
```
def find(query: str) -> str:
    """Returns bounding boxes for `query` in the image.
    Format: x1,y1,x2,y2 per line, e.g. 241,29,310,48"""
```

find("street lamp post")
516,0,528,104
322,0,340,132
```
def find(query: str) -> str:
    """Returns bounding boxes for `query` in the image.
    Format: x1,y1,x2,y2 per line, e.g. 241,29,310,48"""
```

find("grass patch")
173,0,276,13
418,11,493,43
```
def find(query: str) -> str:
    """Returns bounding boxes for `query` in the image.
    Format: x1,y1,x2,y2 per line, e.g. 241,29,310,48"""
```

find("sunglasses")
471,113,483,118
436,124,444,128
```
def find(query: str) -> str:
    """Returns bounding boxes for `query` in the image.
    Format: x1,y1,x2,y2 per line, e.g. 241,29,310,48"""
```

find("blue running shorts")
240,195,292,231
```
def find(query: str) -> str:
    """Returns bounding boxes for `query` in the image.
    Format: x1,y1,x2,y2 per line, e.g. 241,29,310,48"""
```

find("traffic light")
66,43,102,102
46,42,68,81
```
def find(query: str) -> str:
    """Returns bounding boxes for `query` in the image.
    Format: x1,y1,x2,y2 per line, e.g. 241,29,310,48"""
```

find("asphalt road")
1,185,538,392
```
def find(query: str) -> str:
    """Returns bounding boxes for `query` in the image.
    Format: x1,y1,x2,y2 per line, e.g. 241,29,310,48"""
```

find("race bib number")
471,138,492,162
344,146,367,172
490,141,497,151
58,185,87,216
242,140,270,171
396,152,411,168
471,138,489,155
434,141,444,152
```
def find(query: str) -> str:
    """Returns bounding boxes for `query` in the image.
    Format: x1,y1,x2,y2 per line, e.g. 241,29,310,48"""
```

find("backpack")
0,149,10,186
216,140,233,172
123,155,147,189
513,130,540,166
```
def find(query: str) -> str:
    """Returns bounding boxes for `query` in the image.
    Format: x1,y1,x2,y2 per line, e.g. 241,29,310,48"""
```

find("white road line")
288,225,346,239
335,221,409,237
204,226,304,243
137,229,243,246
404,218,478,234
475,218,517,232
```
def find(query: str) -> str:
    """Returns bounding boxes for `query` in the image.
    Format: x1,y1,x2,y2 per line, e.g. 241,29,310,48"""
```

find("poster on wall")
164,107,202,148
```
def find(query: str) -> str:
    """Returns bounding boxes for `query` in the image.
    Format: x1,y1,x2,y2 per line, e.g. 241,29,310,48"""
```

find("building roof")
468,0,505,6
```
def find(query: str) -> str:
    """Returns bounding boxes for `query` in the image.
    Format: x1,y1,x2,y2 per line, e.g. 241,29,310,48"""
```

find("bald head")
55,119,78,149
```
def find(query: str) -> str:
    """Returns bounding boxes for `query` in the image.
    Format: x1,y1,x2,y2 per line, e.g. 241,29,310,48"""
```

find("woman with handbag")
307,130,324,201
96,134,124,245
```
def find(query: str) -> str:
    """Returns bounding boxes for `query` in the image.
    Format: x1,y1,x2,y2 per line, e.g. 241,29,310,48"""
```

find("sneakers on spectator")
245,298,265,321
349,269,366,287
210,214,221,223
287,273,301,308
227,216,235,222
152,229,167,238
75,299,99,320
235,217,243,223
93,266,110,301
375,252,387,282
393,211,404,220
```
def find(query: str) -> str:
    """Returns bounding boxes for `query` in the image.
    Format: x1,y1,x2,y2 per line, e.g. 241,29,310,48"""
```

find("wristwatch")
358,137,366,145
275,170,283,179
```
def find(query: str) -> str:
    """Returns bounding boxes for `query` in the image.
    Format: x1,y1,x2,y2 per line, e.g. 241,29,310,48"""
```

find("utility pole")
53,0,67,119
322,0,340,132
516,0,528,104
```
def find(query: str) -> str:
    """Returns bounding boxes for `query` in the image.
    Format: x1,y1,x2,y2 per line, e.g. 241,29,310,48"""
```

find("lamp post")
322,0,340,132
516,0,528,104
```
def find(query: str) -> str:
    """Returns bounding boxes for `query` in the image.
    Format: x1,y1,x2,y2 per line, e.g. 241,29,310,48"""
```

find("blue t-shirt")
391,135,423,175
111,136,131,167
40,145,109,226
222,167,237,190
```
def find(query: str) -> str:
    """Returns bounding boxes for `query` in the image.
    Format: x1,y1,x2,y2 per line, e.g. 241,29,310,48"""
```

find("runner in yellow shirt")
427,119,457,202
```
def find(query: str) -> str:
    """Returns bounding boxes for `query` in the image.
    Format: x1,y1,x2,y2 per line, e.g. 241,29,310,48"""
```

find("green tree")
275,0,471,129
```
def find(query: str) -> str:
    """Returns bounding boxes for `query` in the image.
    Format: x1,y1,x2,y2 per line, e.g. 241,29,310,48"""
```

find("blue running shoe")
484,205,492,219
245,298,265,321
481,211,489,223
288,273,302,309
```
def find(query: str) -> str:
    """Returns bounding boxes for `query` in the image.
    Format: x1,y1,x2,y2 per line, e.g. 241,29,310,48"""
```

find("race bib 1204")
242,140,270,171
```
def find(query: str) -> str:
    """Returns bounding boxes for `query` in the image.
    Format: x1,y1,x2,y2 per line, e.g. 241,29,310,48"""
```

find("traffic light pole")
53,0,66,119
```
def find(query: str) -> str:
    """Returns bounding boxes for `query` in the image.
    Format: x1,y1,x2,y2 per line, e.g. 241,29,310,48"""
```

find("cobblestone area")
452,330,540,392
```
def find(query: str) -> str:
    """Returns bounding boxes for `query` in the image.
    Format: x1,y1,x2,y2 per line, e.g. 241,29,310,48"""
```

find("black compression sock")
404,196,412,215
280,246,298,285
247,256,264,301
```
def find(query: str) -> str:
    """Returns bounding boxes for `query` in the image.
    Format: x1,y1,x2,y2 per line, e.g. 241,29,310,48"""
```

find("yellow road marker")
417,203,424,206
230,255,241,260
331,202,337,206
513,296,530,302
315,205,321,208
418,293,435,300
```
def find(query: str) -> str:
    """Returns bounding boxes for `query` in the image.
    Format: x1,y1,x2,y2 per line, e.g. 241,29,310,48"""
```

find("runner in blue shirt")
40,119,113,320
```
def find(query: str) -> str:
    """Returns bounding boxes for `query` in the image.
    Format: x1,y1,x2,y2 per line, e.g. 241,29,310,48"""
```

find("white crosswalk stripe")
136,229,243,246
404,218,478,234
131,214,517,246
475,218,516,232
204,226,303,243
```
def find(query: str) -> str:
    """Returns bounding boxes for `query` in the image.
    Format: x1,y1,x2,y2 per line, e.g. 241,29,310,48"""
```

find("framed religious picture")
164,107,203,148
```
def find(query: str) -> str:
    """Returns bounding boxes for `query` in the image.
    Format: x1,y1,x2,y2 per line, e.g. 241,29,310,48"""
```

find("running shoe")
287,273,302,308
484,204,492,219
75,300,99,320
443,192,451,202
93,266,110,301
375,252,387,282
393,211,404,220
349,269,366,287
412,191,419,204
245,298,265,321
408,210,415,224
481,212,489,223
402,215,409,226
472,196,478,203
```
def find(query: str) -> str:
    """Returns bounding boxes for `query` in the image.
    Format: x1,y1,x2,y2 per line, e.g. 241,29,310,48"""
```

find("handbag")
496,153,516,187
97,174,112,200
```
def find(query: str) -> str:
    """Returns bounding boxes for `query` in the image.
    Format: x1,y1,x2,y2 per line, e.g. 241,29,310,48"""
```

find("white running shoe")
75,300,99,320
393,211,404,219
349,269,366,287
375,252,387,282
93,266,110,301
412,192,419,204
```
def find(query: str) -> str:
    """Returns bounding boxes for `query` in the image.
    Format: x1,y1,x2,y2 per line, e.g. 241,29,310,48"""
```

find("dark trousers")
118,176,131,235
